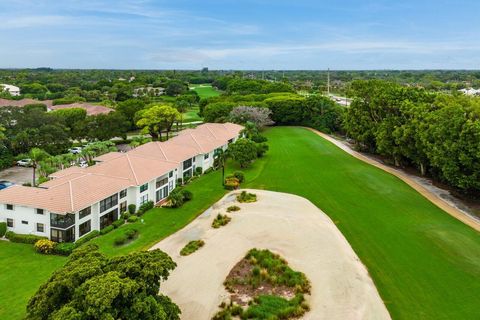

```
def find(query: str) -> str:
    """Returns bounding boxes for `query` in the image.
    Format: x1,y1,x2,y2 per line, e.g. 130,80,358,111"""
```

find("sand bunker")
151,189,391,320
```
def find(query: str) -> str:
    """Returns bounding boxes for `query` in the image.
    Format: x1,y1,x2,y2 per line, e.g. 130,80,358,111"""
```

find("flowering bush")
34,239,56,254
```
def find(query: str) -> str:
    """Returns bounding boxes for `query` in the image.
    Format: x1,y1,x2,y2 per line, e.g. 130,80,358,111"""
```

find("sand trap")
151,190,391,320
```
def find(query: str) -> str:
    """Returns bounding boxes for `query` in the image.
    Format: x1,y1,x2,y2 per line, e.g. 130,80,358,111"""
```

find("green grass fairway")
0,242,66,320
243,127,480,320
189,84,220,98
1,126,479,319
182,106,203,123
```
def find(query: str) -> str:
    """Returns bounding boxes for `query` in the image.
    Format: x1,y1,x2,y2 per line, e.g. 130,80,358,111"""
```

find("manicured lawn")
243,127,480,320
0,241,66,320
1,126,479,320
182,106,203,123
189,84,220,98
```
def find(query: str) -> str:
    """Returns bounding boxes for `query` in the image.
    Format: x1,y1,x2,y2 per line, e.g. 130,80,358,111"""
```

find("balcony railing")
50,213,75,229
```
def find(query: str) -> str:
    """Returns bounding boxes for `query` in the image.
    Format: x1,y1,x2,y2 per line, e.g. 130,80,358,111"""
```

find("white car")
69,147,83,154
17,159,32,167
78,160,88,168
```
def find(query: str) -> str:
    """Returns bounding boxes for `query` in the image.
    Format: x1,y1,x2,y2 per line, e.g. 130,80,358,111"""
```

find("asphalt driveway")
0,166,32,185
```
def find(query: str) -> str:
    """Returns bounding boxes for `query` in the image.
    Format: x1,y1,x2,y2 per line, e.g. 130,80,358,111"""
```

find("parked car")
69,147,83,154
79,160,88,168
16,159,32,167
0,180,14,190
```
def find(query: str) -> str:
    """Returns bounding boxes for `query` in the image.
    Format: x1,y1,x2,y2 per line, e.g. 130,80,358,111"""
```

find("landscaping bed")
214,248,311,319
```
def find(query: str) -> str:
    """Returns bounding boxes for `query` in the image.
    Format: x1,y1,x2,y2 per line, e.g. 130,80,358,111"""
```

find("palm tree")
28,148,49,186
214,148,228,186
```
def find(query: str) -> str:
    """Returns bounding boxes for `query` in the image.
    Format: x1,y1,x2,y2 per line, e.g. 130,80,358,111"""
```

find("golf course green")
1,126,479,319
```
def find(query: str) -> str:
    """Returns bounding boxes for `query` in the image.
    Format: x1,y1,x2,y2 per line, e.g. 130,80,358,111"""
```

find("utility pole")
327,68,330,96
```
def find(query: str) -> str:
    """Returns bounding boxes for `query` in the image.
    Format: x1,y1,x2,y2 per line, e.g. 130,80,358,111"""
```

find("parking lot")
0,166,32,185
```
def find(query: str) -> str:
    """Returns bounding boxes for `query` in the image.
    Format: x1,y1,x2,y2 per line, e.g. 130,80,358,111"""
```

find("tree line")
343,80,480,195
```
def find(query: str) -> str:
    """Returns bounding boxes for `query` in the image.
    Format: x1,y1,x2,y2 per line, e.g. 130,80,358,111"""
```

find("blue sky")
1,0,479,69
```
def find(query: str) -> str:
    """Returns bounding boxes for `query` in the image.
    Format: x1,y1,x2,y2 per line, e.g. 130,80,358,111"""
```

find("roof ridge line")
204,124,219,140
125,154,140,185
189,133,206,154
156,142,169,161
68,180,74,212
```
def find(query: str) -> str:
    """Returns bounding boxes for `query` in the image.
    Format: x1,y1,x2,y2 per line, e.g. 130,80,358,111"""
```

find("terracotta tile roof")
0,173,130,213
49,166,86,179
93,152,124,162
88,153,178,186
128,141,198,163
0,98,53,107
193,123,244,141
170,130,226,154
49,103,113,116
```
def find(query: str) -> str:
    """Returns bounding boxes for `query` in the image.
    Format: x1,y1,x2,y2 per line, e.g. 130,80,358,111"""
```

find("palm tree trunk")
32,165,36,187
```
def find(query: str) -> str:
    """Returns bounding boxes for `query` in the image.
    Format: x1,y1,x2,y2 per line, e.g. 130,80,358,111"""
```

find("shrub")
114,234,128,246
137,201,154,216
204,167,214,174
212,214,232,228
112,219,125,228
227,205,241,212
75,230,100,247
0,222,6,237
251,134,268,143
256,143,269,158
128,204,136,215
176,178,183,186
100,225,114,235
237,191,257,203
5,231,47,244
233,171,245,183
195,167,203,176
180,240,205,256
127,215,139,223
165,187,193,208
34,239,56,254
124,228,138,239
54,242,76,256
121,212,130,220
114,228,139,246
224,177,240,190
181,189,193,201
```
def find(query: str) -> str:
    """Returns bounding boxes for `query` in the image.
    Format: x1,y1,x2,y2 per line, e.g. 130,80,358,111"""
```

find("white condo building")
0,123,243,242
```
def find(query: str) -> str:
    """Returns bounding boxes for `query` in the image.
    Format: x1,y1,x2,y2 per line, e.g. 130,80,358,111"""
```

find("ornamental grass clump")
180,240,205,256
212,214,232,228
237,191,257,203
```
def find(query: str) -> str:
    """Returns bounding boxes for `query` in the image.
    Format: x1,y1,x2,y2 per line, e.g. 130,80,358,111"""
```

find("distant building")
1,84,21,96
459,88,480,96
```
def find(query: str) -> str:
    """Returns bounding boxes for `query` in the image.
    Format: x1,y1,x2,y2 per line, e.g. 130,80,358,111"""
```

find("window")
100,194,118,213
51,227,75,243
169,171,173,178
140,183,148,193
183,158,192,170
36,223,44,233
21,220,28,225
6,218,13,227
100,209,118,229
120,201,127,213
120,189,127,199
156,177,168,189
140,194,149,205
79,220,91,237
204,153,209,160
36,208,44,215
79,207,91,219
6,204,13,210
50,213,75,228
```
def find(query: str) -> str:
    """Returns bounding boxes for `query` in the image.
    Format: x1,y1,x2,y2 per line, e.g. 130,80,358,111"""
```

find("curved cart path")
152,190,391,320
306,128,480,232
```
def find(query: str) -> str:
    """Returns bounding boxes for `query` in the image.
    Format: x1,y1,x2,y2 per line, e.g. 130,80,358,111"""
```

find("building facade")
0,123,243,242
